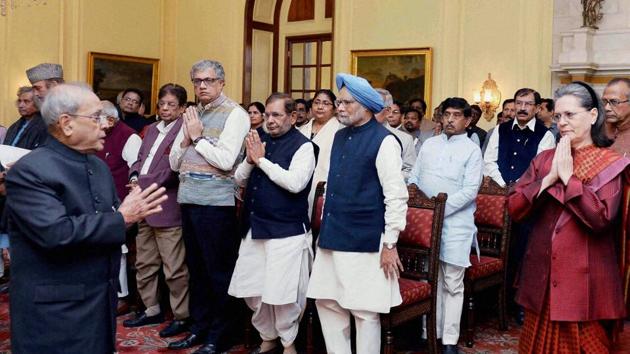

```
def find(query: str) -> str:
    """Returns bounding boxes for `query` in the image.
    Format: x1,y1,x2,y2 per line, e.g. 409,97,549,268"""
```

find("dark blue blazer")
5,137,126,354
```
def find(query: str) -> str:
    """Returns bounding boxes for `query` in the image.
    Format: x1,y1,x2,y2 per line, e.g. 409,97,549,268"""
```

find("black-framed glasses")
68,113,108,124
602,98,629,107
515,100,536,108
191,77,221,87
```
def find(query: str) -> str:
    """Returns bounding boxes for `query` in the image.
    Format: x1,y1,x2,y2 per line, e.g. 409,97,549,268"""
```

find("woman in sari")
509,81,629,353
298,89,343,214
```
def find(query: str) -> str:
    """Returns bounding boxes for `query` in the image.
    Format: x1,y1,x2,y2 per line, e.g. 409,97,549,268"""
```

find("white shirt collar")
440,132,468,142
511,117,536,131
156,119,177,134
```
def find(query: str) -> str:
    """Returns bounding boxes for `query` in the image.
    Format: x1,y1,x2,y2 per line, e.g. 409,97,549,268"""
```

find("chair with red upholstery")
304,181,326,354
381,185,446,354
463,177,512,347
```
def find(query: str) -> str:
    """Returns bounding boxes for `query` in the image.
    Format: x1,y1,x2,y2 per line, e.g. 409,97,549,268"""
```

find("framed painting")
87,52,160,115
351,48,432,112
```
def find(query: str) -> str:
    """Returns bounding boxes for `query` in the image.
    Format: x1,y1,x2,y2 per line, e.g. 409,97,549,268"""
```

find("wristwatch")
192,137,203,146
383,242,397,250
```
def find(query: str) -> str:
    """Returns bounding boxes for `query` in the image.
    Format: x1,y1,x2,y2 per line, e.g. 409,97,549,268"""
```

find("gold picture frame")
87,52,160,115
351,47,432,113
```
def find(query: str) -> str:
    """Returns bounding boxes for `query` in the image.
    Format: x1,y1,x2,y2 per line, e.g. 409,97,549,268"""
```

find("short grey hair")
554,82,612,147
607,78,630,92
375,88,393,107
190,60,225,81
101,100,119,121
17,86,33,97
40,83,94,126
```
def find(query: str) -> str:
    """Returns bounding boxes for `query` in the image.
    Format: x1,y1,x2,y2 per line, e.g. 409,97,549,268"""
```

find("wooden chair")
304,181,326,354
381,185,446,354
463,177,512,347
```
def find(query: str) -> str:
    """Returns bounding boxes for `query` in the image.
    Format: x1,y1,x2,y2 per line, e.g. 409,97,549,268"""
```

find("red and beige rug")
0,292,628,353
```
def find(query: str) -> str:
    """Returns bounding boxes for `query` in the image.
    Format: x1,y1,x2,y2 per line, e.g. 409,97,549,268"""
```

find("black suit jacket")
5,137,126,354
3,113,49,149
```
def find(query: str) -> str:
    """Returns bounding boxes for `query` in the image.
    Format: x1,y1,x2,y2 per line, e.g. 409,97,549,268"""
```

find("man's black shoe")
193,343,219,354
168,333,202,350
443,344,460,354
159,318,190,338
249,344,282,354
122,312,164,328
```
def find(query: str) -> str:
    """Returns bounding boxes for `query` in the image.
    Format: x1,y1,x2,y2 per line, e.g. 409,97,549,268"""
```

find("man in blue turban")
307,73,408,354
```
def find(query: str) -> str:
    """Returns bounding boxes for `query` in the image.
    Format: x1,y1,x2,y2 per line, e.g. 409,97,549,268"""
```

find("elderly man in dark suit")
123,84,191,338
5,83,166,354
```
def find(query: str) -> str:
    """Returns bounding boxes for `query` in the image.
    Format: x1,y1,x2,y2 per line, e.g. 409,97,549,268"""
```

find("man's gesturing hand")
118,183,168,225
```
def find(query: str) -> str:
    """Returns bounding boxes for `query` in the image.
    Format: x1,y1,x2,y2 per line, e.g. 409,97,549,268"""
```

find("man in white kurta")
307,74,408,354
408,97,483,354
374,89,417,181
229,93,316,354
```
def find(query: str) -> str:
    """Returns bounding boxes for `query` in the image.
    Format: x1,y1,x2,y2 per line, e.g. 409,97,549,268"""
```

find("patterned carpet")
0,291,628,353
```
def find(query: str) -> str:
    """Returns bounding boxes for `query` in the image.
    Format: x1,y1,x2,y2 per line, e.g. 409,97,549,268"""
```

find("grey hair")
375,88,393,107
190,60,225,81
607,78,630,91
101,100,119,121
554,82,613,147
17,86,33,96
40,83,94,126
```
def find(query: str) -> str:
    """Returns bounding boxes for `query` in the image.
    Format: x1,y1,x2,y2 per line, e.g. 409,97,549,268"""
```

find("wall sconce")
473,73,502,122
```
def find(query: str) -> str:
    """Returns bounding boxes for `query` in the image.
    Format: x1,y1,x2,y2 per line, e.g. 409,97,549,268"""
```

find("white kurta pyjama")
307,135,408,314
228,142,316,302
228,140,316,346
408,132,483,345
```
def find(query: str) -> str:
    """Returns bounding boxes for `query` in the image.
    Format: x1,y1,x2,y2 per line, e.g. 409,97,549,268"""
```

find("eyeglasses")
390,109,401,114
334,99,356,107
263,112,286,119
68,113,108,124
313,99,333,107
158,101,180,109
515,100,536,108
602,99,629,107
191,77,221,87
123,97,140,105
552,110,589,123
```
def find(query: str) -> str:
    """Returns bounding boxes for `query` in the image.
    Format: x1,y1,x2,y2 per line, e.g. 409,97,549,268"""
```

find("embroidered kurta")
307,135,407,313
509,148,629,321
408,133,483,267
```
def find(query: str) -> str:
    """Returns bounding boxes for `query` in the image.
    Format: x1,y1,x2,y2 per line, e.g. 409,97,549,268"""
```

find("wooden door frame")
243,0,334,103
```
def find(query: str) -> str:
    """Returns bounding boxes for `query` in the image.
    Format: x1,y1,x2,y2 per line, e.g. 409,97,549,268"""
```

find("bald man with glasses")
603,78,630,156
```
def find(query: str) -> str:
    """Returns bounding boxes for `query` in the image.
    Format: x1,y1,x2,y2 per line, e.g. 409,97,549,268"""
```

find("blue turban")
335,73,384,113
